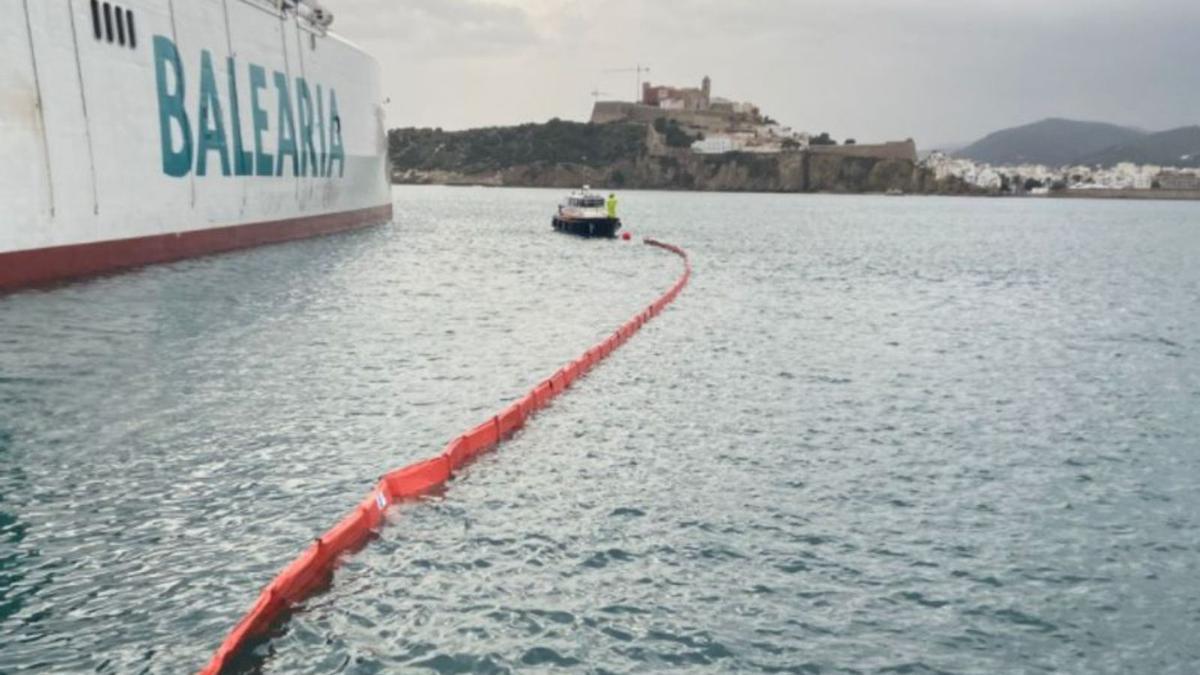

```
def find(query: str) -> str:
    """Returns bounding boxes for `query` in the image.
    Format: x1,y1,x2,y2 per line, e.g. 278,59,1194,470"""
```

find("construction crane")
603,64,651,103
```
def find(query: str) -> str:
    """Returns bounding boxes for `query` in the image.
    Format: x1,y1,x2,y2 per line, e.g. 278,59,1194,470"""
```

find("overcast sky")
333,0,1200,148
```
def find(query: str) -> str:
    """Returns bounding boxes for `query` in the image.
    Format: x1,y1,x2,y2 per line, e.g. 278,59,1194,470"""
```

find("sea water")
2,188,1198,673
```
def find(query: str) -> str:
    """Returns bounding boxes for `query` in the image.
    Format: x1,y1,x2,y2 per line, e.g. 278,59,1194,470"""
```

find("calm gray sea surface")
2,187,1199,674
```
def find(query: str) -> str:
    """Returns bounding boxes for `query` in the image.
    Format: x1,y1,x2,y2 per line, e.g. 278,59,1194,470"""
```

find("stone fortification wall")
809,140,918,162
395,151,945,195
590,102,757,132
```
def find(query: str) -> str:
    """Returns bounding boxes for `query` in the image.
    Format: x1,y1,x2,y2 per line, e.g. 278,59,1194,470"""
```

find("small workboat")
552,187,622,238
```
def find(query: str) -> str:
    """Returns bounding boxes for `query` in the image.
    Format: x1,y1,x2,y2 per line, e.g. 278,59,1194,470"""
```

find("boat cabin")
566,194,605,208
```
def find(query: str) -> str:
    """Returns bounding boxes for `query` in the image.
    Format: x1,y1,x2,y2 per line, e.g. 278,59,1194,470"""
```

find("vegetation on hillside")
388,118,930,194
652,117,701,148
1077,125,1200,168
956,118,1145,167
389,119,646,173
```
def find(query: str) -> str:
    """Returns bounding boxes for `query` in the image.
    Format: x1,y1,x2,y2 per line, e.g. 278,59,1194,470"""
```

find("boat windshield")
568,196,605,207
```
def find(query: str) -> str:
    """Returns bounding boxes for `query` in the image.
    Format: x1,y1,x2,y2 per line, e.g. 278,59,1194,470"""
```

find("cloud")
336,0,538,58
330,0,1200,145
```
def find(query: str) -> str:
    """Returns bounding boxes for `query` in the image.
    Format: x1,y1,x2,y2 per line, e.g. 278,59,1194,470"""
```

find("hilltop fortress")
590,76,916,162
388,77,944,194
592,76,763,133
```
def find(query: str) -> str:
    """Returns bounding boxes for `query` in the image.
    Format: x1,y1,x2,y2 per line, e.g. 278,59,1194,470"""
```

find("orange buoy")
621,231,632,241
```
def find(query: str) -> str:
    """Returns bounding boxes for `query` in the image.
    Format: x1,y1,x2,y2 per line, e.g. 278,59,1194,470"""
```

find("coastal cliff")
390,120,971,194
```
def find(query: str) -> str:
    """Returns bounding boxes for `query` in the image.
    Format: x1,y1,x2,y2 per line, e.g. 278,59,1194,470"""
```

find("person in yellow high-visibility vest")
606,193,618,219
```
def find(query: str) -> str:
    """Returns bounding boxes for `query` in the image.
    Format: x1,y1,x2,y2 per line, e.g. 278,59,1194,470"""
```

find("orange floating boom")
200,239,690,674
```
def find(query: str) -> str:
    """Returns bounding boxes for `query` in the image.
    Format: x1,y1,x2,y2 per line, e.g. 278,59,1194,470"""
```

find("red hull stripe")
0,204,393,292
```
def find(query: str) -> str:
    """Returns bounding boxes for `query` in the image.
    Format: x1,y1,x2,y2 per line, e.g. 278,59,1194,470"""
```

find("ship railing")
273,0,334,30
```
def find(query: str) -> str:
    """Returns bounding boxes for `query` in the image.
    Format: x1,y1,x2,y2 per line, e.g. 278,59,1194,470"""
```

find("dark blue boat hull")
552,217,622,238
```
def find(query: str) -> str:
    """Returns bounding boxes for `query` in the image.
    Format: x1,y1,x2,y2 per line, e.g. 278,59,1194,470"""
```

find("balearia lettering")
153,35,345,179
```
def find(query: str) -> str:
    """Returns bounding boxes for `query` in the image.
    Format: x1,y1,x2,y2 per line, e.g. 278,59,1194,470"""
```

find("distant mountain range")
955,118,1200,168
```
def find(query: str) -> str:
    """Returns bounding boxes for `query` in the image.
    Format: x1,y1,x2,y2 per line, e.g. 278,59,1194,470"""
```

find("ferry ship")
0,0,392,291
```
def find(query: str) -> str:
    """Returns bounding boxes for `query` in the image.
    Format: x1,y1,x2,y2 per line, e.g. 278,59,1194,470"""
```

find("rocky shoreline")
391,153,972,195
389,122,980,196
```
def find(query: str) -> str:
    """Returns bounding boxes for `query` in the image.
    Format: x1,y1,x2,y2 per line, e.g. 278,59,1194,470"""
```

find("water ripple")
2,190,1200,673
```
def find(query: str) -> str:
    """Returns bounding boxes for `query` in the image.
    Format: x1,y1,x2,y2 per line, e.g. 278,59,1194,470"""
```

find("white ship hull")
0,0,392,290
